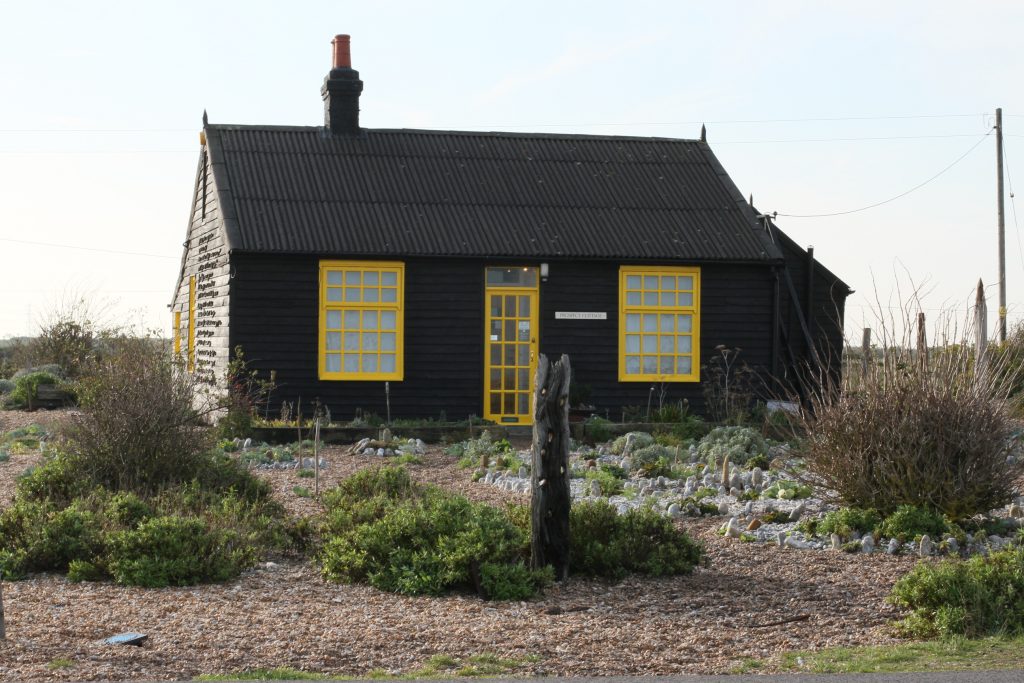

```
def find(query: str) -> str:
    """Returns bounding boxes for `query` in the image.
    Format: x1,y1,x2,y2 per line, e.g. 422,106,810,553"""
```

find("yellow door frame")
483,274,539,426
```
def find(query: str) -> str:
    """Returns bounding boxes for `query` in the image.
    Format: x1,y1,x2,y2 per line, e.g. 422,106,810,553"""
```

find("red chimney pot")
332,34,351,69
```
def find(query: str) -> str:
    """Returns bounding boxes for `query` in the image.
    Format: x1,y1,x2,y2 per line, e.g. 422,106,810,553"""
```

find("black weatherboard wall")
230,253,777,421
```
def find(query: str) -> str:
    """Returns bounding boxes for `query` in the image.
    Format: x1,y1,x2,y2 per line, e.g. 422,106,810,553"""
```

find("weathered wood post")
861,328,871,382
530,354,571,581
916,312,929,371
975,279,988,377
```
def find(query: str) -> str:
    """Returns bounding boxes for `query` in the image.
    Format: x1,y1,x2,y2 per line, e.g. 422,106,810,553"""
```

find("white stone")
788,503,805,522
590,479,602,497
830,533,842,550
718,501,730,515
751,467,764,489
243,438,252,450
861,536,875,554
668,503,681,517
519,466,528,479
919,535,934,557
887,538,901,555
726,517,743,539
946,537,960,554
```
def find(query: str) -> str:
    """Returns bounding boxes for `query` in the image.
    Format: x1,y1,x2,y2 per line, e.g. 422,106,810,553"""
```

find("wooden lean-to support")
530,353,572,580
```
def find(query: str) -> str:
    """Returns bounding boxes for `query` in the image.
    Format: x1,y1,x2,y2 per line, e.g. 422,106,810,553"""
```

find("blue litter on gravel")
104,632,147,646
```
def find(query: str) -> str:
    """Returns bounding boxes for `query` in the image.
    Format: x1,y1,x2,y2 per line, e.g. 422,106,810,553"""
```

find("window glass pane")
642,335,657,353
490,393,501,414
643,292,658,306
678,276,693,290
517,344,530,366
643,356,658,373
504,320,515,341
644,275,658,289
326,332,341,351
363,311,378,330
327,288,342,302
518,296,530,317
382,271,398,286
381,311,396,330
678,292,694,307
325,354,341,372
518,393,529,415
364,271,379,286
490,344,501,365
626,292,641,306
490,368,502,389
678,315,692,332
344,311,360,328
678,335,692,352
490,295,502,317
517,323,530,341
326,311,342,329
362,355,378,373
487,267,537,287
661,292,676,306
625,356,640,374
381,288,397,303
504,393,516,414
626,275,641,289
625,334,640,353
490,320,501,339
660,336,674,353
362,332,378,351
504,368,516,390
380,354,396,373
343,354,359,372
344,288,360,302
643,314,658,332
505,296,517,317
343,332,360,351
345,271,360,285
381,332,396,351
625,314,640,332
678,357,693,374
327,271,343,285
660,314,675,332
504,345,515,366
660,275,675,290
660,356,674,374
364,288,379,303
518,368,529,390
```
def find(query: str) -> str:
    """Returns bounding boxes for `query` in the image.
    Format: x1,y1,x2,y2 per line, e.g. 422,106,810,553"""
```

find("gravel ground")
0,411,920,681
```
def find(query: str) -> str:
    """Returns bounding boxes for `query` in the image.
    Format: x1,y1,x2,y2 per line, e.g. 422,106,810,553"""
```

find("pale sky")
1,1,1022,344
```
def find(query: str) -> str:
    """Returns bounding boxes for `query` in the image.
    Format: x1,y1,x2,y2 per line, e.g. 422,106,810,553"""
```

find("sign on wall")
554,312,607,320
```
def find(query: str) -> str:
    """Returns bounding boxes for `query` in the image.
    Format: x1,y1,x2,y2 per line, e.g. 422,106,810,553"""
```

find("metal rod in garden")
314,417,321,496
530,353,572,581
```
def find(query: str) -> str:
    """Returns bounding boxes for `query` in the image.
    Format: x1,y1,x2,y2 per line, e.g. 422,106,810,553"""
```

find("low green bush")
569,500,703,579
630,444,675,477
761,479,812,500
696,426,767,467
319,466,545,600
610,431,655,455
583,415,614,444
879,505,949,541
802,507,882,540
447,431,514,469
583,469,624,496
890,547,1024,638
8,371,60,409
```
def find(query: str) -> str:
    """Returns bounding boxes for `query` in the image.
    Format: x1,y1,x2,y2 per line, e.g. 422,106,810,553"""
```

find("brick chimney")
321,34,363,135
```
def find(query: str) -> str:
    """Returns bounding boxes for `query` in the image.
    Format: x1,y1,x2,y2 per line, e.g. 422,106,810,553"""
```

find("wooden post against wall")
861,328,871,381
530,353,572,581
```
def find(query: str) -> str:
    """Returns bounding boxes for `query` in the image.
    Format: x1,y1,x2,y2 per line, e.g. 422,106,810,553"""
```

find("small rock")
743,501,753,516
830,533,841,551
729,487,741,498
104,632,148,647
751,467,764,489
788,503,806,523
1008,455,1019,466
519,466,528,479
376,448,385,457
381,427,392,443
747,518,762,531
682,484,695,498
725,517,743,539
355,437,371,451
668,503,681,517
861,535,875,554
887,538,901,555
242,438,252,450
590,479,602,497
919,535,934,557
777,531,787,547
620,458,632,475
784,535,808,549
718,501,730,515
945,537,960,554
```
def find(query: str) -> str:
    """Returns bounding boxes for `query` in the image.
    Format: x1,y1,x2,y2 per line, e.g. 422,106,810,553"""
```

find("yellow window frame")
319,260,405,381
618,265,700,382
173,310,182,356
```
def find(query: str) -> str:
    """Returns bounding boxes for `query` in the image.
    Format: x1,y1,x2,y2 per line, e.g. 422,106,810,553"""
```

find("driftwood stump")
530,354,572,581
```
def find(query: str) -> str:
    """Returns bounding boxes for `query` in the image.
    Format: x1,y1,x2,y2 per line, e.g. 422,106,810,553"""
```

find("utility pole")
997,107,1006,343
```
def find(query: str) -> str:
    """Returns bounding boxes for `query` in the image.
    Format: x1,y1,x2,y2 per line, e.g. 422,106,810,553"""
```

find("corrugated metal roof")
204,125,781,262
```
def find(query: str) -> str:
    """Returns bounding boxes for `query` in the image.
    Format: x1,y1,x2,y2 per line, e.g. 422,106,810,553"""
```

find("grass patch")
778,635,1024,673
392,453,424,465
47,658,74,670
197,668,329,681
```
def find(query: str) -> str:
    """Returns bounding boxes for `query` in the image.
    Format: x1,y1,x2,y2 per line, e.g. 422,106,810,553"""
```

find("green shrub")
0,378,15,395
599,463,626,480
106,515,256,587
630,444,674,477
104,491,154,528
448,431,513,469
880,505,949,541
761,479,812,500
583,469,624,496
583,415,614,444
479,561,552,601
67,559,104,582
9,371,60,409
804,508,881,540
890,547,1024,638
746,454,771,471
569,501,703,579
610,432,654,455
696,426,767,467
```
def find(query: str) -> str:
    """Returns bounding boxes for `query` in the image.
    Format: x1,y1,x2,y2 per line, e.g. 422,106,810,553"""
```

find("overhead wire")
774,130,994,219
0,236,177,260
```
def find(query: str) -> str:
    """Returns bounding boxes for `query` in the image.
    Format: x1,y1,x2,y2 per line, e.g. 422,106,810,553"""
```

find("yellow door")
484,267,539,425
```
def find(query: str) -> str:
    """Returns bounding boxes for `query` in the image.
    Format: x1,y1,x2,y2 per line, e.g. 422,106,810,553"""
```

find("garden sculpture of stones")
861,535,875,554
919,535,934,557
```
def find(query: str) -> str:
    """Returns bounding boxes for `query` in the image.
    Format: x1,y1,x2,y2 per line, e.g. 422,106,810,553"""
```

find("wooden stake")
976,279,988,376
530,354,572,581
997,108,1007,343
916,312,929,371
861,328,871,381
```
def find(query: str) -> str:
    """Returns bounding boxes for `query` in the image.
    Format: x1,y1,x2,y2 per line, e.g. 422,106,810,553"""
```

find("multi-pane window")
319,261,404,380
619,266,700,381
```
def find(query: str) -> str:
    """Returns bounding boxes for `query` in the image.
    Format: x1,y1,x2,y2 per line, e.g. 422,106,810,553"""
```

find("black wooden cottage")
171,35,850,425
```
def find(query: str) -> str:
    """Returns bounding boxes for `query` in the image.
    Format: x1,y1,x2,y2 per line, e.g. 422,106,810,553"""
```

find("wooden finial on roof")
749,193,754,206
700,123,706,142
202,110,208,127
